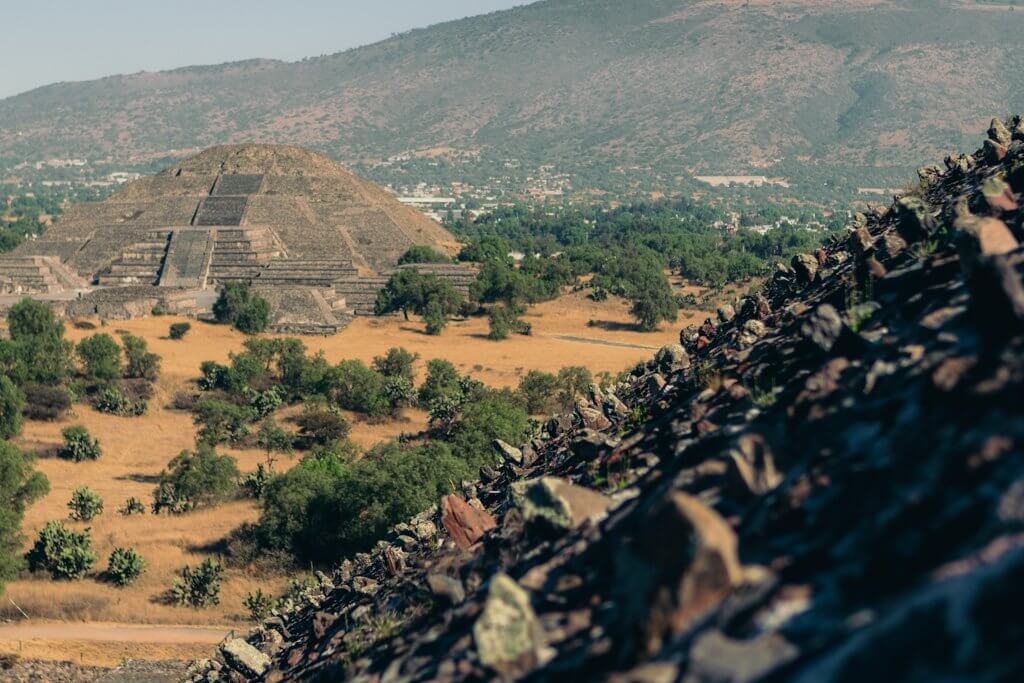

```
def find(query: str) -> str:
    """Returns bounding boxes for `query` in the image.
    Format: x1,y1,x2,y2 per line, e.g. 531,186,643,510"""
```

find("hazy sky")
0,0,532,98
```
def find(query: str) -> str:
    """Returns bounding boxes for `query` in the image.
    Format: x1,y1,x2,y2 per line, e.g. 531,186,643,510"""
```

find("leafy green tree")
59,426,102,462
257,419,294,456
213,282,270,334
374,271,463,334
152,444,240,514
0,442,49,589
77,334,122,381
106,547,145,586
372,347,419,383
26,521,95,580
557,366,593,411
295,406,351,447
0,376,25,439
2,299,72,384
193,399,253,445
630,272,679,331
517,370,559,414
68,487,103,521
169,322,191,340
121,333,160,380
418,359,462,405
333,360,389,417
449,392,531,471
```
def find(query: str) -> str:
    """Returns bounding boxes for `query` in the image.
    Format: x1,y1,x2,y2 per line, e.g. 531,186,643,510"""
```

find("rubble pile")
192,119,1024,682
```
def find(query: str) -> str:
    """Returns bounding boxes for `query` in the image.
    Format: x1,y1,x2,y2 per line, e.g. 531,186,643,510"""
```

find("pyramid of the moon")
0,145,473,333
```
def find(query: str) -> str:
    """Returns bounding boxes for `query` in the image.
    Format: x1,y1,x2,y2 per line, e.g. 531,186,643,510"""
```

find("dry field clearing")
0,288,708,664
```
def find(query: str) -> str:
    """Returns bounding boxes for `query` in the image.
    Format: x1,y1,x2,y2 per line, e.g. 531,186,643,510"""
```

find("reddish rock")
442,495,497,551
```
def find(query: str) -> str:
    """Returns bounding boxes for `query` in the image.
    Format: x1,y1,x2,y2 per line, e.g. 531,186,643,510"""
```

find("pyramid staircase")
96,231,172,286
0,255,89,294
158,230,215,288
252,259,359,287
207,228,280,282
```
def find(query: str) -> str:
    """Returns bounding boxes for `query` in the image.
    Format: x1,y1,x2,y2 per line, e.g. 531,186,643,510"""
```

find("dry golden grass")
0,637,213,668
1,288,701,660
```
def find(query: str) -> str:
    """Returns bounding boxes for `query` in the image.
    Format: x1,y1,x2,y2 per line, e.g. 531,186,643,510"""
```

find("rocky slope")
3,1,1024,185
191,118,1024,681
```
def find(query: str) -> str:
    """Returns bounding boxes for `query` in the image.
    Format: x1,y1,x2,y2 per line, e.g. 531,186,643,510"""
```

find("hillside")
3,0,1024,194
187,118,1024,681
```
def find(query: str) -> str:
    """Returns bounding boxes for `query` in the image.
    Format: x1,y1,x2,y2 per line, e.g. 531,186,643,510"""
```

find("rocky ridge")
190,118,1024,682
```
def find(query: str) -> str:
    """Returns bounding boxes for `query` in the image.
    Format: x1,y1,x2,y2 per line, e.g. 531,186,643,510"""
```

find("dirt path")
549,334,662,351
0,621,234,644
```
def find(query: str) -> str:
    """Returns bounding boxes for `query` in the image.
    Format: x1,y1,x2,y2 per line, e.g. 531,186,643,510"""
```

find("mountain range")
3,0,1024,191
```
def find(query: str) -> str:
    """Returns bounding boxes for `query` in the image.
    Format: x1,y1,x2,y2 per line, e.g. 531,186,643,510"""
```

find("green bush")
0,375,25,439
383,376,416,415
630,272,679,331
67,487,103,522
242,463,273,500
258,442,464,564
106,547,145,586
372,347,419,383
556,366,593,411
243,588,275,621
169,322,191,340
333,360,389,417
122,333,161,380
117,497,146,516
26,521,95,580
397,245,452,265
295,406,350,448
94,385,147,416
77,334,122,381
213,282,270,334
152,444,240,514
256,419,294,455
193,399,253,446
59,426,102,462
517,370,560,414
0,442,49,591
487,305,530,341
449,392,531,472
2,299,73,385
418,359,462,406
171,558,223,608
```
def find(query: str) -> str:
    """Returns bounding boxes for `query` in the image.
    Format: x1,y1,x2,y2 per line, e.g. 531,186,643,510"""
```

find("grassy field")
0,288,698,663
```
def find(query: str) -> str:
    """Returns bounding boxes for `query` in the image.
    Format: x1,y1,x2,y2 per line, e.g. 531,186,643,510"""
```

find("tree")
59,426,102,462
630,274,679,331
557,366,593,411
152,444,240,514
257,419,294,456
213,282,270,334
0,376,25,439
449,392,531,471
77,334,122,381
0,442,49,590
122,333,160,380
193,399,253,445
332,360,389,417
374,270,463,334
418,359,462,405
106,547,145,586
488,305,529,340
517,370,559,414
295,406,351,448
68,487,103,521
372,347,419,383
3,299,72,384
398,245,451,265
169,322,191,340
26,521,95,580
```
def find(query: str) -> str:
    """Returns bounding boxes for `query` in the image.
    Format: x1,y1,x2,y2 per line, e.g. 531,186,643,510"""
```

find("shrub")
333,360,389,417
169,322,191,340
423,301,449,336
94,385,147,416
449,392,532,472
517,370,560,414
118,497,146,516
295,406,350,448
59,426,102,462
258,442,464,564
372,347,419,383
557,366,593,411
152,444,240,514
383,376,416,415
418,359,462,406
0,376,24,439
257,419,294,456
0,442,49,591
106,547,145,586
171,558,223,608
22,383,71,421
198,361,228,391
77,334,122,381
244,588,275,621
213,282,270,335
194,399,253,446
242,463,273,500
122,333,160,380
4,299,73,385
487,305,529,341
249,386,284,420
397,245,451,265
67,487,103,522
26,521,95,580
